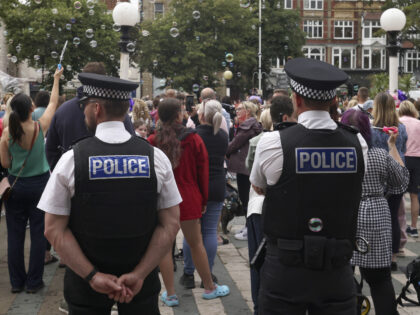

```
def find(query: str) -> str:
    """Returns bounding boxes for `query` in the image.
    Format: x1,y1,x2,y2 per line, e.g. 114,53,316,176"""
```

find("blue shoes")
202,284,230,300
160,291,179,307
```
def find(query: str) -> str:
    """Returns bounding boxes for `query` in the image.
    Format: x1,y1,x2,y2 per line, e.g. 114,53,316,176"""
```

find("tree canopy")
135,0,305,94
0,0,120,88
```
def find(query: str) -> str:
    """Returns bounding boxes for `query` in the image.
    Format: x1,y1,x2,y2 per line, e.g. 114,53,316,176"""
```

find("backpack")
397,256,420,306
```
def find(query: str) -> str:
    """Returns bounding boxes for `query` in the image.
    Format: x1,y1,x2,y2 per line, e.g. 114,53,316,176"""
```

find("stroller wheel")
360,295,371,315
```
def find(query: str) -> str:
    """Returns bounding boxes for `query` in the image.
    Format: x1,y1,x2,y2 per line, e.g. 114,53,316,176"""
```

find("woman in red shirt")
148,98,229,306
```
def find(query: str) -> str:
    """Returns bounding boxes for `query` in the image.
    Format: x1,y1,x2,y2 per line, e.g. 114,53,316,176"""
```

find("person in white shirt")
250,58,368,315
38,73,181,315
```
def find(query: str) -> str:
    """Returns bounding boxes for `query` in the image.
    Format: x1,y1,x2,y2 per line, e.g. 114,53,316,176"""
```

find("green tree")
398,73,414,93
0,0,120,88
368,72,389,98
135,0,304,94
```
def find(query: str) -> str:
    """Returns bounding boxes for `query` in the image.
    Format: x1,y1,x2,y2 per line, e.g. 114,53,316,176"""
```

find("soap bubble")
101,24,106,30
221,61,226,67
51,51,58,58
159,79,166,86
52,8,58,14
225,53,234,63
152,60,158,67
203,75,208,81
28,27,34,33
142,30,151,37
192,84,200,93
71,18,76,23
196,36,200,41
89,40,97,48
74,1,82,9
54,40,58,45
192,11,201,20
34,55,40,61
16,45,21,53
3,31,8,36
11,56,17,63
239,0,251,8
251,25,256,30
126,42,135,52
229,62,234,67
7,54,11,59
113,24,121,32
87,0,95,9
110,54,115,61
222,19,226,24
46,33,50,38
172,21,177,27
89,9,94,16
66,65,72,71
73,37,81,45
85,29,94,38
34,0,42,4
58,27,62,32
169,27,179,38
66,24,72,30
9,39,13,44
308,218,323,232
237,72,241,77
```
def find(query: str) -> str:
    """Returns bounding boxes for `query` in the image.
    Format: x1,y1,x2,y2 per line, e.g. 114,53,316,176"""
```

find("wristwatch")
84,267,98,283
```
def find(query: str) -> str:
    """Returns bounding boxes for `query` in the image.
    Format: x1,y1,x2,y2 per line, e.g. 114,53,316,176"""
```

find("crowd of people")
0,58,419,315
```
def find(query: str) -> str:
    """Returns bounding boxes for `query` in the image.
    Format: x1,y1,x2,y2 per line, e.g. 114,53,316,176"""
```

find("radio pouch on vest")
304,235,326,270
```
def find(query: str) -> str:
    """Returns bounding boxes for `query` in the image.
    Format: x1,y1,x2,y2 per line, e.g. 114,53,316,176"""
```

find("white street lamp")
380,8,406,93
112,2,139,80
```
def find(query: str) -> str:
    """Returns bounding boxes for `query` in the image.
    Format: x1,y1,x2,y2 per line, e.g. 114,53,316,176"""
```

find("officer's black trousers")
259,250,356,315
64,268,160,315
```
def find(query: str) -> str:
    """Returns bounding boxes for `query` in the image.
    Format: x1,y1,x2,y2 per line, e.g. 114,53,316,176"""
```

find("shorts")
405,156,420,193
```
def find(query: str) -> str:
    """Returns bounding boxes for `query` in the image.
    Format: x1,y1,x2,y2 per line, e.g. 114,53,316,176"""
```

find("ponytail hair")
156,98,184,168
9,93,33,143
199,100,223,135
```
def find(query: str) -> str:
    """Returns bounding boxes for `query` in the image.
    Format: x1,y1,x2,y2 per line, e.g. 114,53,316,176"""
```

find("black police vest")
70,136,158,272
263,123,364,244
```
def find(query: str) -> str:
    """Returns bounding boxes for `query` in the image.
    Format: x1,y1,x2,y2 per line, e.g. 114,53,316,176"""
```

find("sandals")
202,284,230,300
160,291,179,307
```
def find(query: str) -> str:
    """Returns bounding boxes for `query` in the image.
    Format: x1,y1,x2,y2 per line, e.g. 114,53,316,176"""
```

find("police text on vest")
89,155,150,180
295,148,357,173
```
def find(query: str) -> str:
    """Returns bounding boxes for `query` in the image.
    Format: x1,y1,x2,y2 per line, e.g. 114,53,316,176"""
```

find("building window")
363,21,384,39
334,21,353,39
304,0,323,10
154,3,164,19
362,48,385,69
332,47,356,69
302,46,325,61
405,50,420,73
284,0,293,9
303,20,323,39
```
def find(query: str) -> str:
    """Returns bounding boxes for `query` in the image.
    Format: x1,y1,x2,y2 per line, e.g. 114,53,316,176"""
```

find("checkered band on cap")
83,85,131,100
290,78,336,101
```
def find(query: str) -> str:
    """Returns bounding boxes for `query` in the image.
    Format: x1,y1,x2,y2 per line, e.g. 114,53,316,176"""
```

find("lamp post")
112,2,139,80
380,8,406,93
224,70,233,97
258,0,262,96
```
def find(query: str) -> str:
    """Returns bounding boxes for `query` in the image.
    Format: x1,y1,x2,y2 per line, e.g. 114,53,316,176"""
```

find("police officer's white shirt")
38,121,182,215
250,110,368,189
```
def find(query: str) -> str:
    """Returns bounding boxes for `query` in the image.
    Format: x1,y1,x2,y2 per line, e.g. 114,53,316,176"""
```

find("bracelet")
84,267,98,283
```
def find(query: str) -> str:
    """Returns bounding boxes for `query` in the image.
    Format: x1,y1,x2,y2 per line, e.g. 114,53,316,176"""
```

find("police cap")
78,73,138,102
284,58,348,101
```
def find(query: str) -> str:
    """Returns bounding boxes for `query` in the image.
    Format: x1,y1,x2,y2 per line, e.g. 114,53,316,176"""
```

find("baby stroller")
220,182,243,234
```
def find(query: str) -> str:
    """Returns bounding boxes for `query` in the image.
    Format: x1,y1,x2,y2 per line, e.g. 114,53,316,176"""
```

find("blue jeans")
183,201,223,275
5,172,49,289
247,214,263,315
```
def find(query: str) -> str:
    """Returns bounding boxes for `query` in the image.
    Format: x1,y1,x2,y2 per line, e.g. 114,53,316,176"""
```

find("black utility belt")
267,235,353,270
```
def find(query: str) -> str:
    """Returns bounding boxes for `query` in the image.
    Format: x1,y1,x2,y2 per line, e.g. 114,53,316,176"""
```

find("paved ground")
0,195,420,315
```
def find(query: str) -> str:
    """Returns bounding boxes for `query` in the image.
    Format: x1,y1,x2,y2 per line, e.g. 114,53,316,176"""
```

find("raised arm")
38,67,63,134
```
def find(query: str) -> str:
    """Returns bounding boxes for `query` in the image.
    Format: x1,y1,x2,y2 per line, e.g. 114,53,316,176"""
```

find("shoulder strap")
10,121,38,188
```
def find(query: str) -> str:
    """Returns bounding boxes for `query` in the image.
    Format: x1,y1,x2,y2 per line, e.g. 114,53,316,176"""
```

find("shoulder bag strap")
9,121,38,188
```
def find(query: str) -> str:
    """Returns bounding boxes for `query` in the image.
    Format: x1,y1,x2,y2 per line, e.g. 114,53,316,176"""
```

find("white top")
250,110,368,189
38,121,182,215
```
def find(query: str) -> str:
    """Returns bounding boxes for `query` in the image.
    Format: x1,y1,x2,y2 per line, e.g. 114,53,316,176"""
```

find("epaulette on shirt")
336,121,360,134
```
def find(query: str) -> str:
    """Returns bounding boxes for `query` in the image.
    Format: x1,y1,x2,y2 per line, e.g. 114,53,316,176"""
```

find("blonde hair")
260,109,272,130
2,97,14,129
242,101,258,118
348,99,358,108
399,100,419,119
372,92,400,127
198,100,223,135
132,98,151,122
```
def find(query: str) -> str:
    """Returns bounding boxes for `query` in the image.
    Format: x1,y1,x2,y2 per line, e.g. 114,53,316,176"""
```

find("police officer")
38,73,181,315
250,58,368,315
